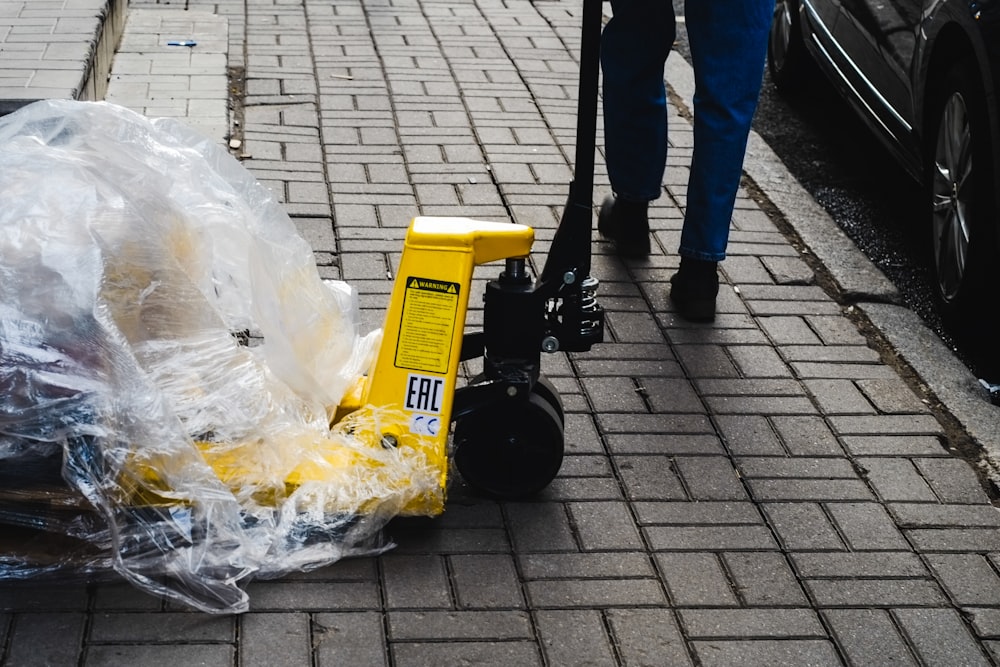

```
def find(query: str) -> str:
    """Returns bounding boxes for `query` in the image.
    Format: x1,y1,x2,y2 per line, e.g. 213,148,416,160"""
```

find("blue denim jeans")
601,0,775,262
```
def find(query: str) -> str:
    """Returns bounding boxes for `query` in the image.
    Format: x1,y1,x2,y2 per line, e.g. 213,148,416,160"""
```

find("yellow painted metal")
129,217,533,518
353,216,534,514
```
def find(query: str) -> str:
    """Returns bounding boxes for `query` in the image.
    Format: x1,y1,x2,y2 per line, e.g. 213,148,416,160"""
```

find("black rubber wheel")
453,392,564,500
530,374,565,425
767,0,811,92
925,61,998,324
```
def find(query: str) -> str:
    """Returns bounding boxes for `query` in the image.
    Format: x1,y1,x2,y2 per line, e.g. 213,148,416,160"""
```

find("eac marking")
405,373,445,414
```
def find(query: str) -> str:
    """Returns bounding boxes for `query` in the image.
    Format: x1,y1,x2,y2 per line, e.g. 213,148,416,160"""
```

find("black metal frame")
454,0,605,419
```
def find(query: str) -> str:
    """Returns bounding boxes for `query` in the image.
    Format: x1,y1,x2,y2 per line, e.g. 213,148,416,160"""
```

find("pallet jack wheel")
531,374,565,425
453,390,564,499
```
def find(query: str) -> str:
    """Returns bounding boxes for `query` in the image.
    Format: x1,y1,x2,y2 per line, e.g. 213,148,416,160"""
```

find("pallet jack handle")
540,0,603,285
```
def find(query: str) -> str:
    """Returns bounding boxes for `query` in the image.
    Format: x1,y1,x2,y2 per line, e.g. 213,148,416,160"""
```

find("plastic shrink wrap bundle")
0,100,443,613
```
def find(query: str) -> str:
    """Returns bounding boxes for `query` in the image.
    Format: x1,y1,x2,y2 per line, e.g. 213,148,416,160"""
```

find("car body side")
793,0,1000,246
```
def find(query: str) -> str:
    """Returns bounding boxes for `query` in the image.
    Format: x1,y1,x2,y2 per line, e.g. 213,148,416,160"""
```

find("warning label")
394,276,460,374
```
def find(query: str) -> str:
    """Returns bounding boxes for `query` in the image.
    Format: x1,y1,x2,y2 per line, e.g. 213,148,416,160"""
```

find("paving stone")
806,315,870,345
803,378,877,414
389,610,532,641
749,478,874,502
791,552,929,578
505,503,577,553
525,578,666,608
690,639,841,667
534,610,617,666
645,524,779,551
986,641,1000,664
925,553,1000,606
758,316,823,346
380,555,451,609
823,608,918,667
0,585,89,611
893,608,993,666
705,394,817,415
828,414,943,436
855,378,930,414
643,377,709,413
887,502,1000,528
245,580,380,611
569,501,644,550
614,454,688,501
680,608,825,638
240,613,310,667
721,551,810,606
715,414,786,455
655,553,740,607
6,612,85,666
518,552,656,580
913,457,994,503
856,458,938,502
771,415,845,456
450,554,525,609
606,609,693,666
633,501,763,526
804,579,948,607
824,502,911,550
727,344,793,378
736,457,857,479
314,612,388,667
783,345,881,363
91,584,163,611
695,378,805,398
606,433,725,456
674,456,749,501
842,435,949,457
673,344,740,378
89,612,234,641
762,503,845,550
392,641,542,667
85,644,236,667
905,528,1000,552
966,608,1000,638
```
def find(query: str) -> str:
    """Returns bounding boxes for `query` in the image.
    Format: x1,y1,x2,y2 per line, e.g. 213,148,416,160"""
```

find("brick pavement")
2,0,1000,665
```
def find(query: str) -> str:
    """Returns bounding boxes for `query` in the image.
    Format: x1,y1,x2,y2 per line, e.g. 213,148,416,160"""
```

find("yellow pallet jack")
332,0,606,505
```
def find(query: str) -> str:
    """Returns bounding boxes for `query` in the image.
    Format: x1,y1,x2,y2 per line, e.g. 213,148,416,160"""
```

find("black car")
768,0,1000,326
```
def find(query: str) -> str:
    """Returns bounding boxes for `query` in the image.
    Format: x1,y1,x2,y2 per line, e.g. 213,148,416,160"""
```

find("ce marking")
411,413,441,437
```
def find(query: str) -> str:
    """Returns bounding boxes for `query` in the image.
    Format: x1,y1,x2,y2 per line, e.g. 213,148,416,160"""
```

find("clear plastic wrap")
0,100,443,613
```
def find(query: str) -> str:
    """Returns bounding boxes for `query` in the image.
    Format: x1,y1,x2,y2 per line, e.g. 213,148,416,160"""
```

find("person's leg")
598,0,675,257
600,0,675,202
670,0,773,321
678,0,774,262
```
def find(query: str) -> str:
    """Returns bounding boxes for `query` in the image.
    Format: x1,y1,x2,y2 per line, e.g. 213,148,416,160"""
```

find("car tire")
925,61,998,328
767,0,811,92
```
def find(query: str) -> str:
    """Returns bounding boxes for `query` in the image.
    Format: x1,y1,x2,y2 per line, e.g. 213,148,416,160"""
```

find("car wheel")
767,0,811,91
926,61,997,322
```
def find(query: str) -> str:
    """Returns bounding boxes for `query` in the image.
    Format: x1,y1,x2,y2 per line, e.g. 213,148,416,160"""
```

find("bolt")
562,271,576,285
541,336,559,352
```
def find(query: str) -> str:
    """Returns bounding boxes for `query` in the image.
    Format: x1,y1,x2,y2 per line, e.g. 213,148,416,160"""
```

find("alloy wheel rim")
931,92,974,302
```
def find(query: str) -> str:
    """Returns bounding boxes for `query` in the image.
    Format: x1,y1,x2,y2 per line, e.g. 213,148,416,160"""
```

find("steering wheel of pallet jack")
453,391,564,499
